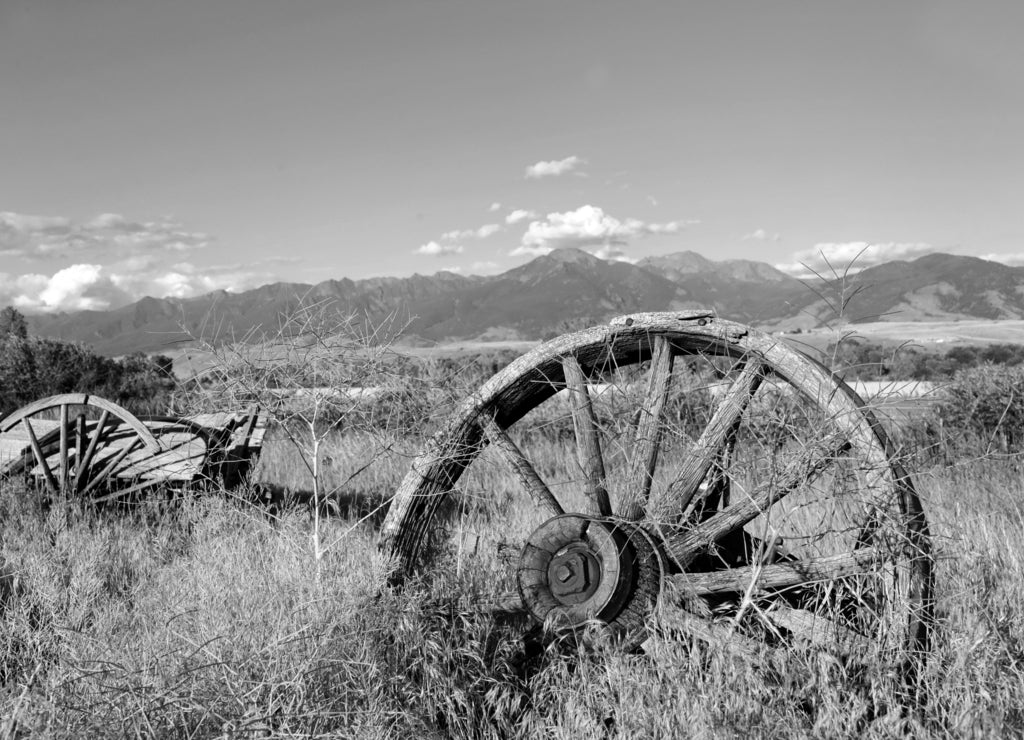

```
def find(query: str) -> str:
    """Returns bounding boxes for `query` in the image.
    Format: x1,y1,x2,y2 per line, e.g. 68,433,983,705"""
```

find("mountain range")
25,249,1024,356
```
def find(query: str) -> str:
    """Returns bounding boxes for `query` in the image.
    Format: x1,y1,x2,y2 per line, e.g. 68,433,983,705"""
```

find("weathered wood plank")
562,355,612,517
620,334,675,520
662,432,850,569
483,418,564,517
647,359,764,523
668,548,879,596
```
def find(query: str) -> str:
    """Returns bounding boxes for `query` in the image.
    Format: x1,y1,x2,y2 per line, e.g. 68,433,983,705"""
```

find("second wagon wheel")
0,394,162,496
380,312,932,674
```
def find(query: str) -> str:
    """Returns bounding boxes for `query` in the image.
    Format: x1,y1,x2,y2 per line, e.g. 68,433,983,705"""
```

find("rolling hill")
24,250,1024,356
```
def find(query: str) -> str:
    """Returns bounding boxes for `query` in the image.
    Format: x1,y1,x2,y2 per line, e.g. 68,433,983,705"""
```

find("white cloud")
0,256,291,314
509,244,553,258
440,228,474,241
742,228,780,242
524,155,585,179
775,242,936,278
416,240,464,256
505,209,538,225
514,205,696,259
979,252,1024,267
590,245,637,264
0,210,210,260
488,202,502,212
0,264,129,312
427,222,501,252
440,224,500,240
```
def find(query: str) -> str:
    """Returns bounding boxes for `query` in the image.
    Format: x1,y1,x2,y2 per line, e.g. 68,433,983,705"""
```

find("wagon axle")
518,514,664,638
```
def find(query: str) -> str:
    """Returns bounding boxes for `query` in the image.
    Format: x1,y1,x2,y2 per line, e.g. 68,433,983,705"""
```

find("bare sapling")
174,298,411,584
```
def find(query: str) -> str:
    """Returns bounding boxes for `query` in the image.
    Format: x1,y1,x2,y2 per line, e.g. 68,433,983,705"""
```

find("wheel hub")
548,543,602,602
517,514,663,637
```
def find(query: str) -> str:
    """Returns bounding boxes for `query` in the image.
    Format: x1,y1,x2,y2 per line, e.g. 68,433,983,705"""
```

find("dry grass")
1,419,1023,738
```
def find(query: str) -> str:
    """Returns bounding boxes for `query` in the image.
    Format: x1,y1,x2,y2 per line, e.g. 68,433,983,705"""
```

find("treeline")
0,307,175,417
828,338,1024,381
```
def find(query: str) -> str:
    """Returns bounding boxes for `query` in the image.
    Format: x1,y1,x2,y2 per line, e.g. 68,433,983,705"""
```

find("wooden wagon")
0,393,267,500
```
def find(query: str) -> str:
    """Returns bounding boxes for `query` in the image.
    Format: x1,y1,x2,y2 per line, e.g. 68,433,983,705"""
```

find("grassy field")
1,407,1023,738
782,319,1024,352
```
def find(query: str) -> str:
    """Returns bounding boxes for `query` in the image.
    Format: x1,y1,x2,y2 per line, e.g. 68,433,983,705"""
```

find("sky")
1,0,1022,313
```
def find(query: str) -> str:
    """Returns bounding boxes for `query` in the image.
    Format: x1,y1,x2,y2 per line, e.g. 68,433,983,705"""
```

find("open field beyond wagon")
2,314,1024,738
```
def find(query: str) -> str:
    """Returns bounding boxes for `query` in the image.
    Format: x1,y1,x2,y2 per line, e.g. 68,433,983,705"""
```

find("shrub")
936,364,1024,453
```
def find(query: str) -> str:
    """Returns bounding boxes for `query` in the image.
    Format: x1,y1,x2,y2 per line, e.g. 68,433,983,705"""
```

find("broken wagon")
0,393,267,500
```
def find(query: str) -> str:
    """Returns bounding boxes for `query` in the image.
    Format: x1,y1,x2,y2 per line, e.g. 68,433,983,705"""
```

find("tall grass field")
2,353,1024,738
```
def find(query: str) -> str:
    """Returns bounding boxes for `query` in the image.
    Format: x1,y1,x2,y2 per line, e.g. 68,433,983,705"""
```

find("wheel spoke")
483,418,564,517
662,432,851,569
620,335,675,521
75,410,110,494
81,437,143,497
22,419,59,494
90,474,164,504
472,590,527,617
562,356,612,517
58,403,70,492
692,444,734,522
764,603,872,653
74,414,86,491
653,608,767,665
647,359,765,523
668,547,880,596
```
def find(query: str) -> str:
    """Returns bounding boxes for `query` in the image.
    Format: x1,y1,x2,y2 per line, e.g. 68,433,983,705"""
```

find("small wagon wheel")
0,394,162,497
380,313,932,674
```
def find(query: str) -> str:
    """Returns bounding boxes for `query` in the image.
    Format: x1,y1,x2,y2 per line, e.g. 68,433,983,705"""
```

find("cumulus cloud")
775,242,936,278
742,228,780,242
439,224,500,241
0,211,210,260
416,240,464,256
511,205,697,259
421,222,501,256
469,260,501,273
979,252,1024,267
524,155,585,179
590,245,637,264
505,209,537,225
488,202,502,212
121,260,281,300
0,264,128,313
440,229,474,241
0,210,281,312
508,244,554,258
0,256,291,314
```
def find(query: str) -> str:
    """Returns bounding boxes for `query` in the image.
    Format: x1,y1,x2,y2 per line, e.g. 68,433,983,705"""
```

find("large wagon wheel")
380,312,932,674
0,394,162,497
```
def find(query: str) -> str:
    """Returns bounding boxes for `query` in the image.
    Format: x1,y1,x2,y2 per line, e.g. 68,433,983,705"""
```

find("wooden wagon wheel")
380,312,932,674
0,393,162,497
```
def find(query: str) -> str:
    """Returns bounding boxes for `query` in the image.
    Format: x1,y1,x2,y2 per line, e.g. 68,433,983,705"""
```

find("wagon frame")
0,393,267,500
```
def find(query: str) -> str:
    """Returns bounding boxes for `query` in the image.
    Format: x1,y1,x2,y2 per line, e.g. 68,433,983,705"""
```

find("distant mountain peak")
638,250,714,274
540,247,604,265
23,248,1024,356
